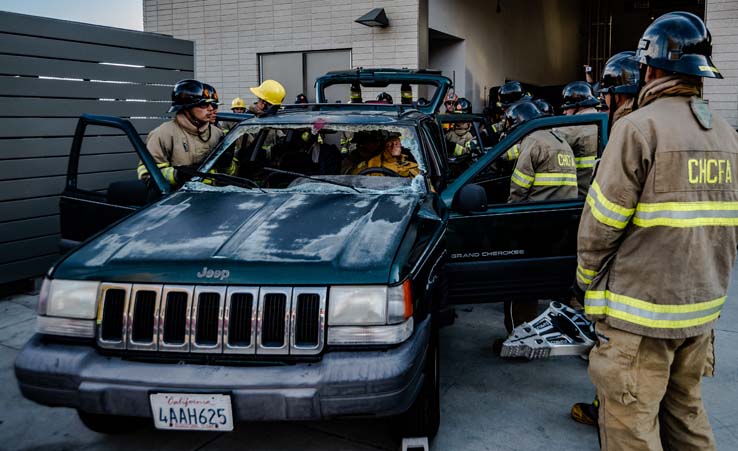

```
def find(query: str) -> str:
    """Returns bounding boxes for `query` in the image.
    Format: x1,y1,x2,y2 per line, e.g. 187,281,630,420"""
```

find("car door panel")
59,114,169,250
440,114,608,304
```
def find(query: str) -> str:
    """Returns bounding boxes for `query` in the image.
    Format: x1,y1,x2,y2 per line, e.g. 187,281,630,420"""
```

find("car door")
439,113,608,304
59,114,170,251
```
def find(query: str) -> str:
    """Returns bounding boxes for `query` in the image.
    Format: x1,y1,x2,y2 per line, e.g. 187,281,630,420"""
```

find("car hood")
55,190,420,285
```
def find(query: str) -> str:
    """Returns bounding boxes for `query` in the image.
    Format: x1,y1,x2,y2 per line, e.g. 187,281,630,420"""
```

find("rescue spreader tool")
501,301,596,359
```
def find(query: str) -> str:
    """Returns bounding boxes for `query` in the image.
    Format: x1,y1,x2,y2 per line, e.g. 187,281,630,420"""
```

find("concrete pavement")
2,271,738,451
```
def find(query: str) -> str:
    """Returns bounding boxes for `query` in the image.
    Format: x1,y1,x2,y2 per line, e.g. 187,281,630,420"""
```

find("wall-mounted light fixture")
355,8,389,28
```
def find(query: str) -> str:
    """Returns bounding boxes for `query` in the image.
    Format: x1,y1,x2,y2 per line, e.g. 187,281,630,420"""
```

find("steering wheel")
358,167,402,177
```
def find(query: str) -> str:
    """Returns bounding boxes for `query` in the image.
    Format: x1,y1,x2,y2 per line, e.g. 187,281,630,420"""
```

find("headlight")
328,282,413,345
38,278,100,319
328,286,387,326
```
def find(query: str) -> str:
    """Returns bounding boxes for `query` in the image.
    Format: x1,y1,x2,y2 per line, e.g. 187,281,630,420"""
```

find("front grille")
195,292,221,345
295,294,320,346
162,291,188,344
100,288,126,342
228,293,253,347
131,291,157,342
261,293,287,347
97,283,325,356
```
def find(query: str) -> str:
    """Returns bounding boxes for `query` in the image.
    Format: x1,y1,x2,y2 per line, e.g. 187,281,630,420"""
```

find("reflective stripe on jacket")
502,144,520,161
577,76,738,339
508,129,578,202
558,108,599,197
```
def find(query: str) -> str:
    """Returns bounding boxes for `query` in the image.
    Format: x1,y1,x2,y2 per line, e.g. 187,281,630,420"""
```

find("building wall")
0,11,193,284
144,0,423,105
429,0,584,109
705,0,738,128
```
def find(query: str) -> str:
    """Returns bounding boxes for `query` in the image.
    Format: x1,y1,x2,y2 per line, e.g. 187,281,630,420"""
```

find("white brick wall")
705,0,738,128
144,0,422,105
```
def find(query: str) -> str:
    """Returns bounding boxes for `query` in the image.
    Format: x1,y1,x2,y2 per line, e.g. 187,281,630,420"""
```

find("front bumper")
15,318,429,421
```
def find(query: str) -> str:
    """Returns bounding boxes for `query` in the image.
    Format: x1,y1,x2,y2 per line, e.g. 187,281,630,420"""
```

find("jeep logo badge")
197,266,230,281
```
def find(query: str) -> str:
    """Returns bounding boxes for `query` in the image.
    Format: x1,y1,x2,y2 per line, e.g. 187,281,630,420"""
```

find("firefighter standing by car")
497,101,577,340
440,88,459,130
599,51,640,128
569,49,641,428
137,79,227,187
445,98,477,157
492,80,531,138
217,96,248,134
557,81,600,196
575,12,738,450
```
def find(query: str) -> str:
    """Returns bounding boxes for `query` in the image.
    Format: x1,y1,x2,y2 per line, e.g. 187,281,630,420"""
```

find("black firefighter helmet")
561,81,599,110
533,99,554,116
455,97,472,114
497,81,530,108
635,11,722,79
168,79,217,113
504,100,543,131
600,51,640,96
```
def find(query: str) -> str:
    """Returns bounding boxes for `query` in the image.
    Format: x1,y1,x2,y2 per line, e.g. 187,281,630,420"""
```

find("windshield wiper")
177,166,266,192
263,167,361,193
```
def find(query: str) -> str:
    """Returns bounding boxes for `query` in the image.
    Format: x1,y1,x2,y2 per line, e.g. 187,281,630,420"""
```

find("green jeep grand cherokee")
14,69,607,440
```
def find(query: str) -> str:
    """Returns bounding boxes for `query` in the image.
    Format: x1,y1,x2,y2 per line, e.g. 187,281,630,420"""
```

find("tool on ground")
501,301,595,359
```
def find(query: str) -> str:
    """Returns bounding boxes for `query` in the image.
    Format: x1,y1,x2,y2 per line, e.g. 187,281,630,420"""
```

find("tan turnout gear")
352,148,420,178
558,107,598,196
577,75,738,340
508,129,578,202
445,126,474,157
589,321,716,451
137,114,224,185
501,143,521,162
611,97,634,125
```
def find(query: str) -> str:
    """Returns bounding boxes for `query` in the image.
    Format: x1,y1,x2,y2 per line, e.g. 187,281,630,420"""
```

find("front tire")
394,331,441,440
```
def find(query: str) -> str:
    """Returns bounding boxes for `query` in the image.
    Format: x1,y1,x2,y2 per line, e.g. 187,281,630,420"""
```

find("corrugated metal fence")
0,11,194,284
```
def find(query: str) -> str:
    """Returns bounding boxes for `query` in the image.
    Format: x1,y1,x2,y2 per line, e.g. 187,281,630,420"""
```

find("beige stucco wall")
705,0,738,128
429,0,583,109
143,0,423,105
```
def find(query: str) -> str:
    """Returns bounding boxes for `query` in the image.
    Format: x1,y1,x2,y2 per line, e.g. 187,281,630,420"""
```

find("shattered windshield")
196,121,427,194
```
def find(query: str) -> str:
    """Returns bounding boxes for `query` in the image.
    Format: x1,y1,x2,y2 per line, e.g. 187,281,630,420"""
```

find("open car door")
59,114,170,251
439,113,608,304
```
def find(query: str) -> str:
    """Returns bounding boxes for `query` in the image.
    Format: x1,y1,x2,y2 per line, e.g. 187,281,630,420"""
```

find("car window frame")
440,113,609,210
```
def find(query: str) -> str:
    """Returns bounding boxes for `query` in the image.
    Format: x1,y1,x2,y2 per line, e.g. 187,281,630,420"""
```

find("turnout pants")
588,321,715,451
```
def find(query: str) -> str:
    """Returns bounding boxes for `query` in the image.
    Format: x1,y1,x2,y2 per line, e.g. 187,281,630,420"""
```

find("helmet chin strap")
184,108,205,129
183,108,212,143
632,64,648,111
607,92,616,134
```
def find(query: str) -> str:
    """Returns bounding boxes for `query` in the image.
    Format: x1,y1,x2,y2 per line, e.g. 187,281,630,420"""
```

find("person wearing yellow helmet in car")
247,80,287,156
248,79,286,116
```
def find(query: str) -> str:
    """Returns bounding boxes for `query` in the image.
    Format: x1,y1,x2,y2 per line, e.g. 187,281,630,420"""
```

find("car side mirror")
453,184,487,213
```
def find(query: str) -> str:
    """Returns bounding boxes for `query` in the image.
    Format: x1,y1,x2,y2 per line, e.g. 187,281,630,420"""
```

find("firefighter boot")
571,397,599,426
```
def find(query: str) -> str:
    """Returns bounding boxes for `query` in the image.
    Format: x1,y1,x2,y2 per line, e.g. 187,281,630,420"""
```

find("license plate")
150,393,234,431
